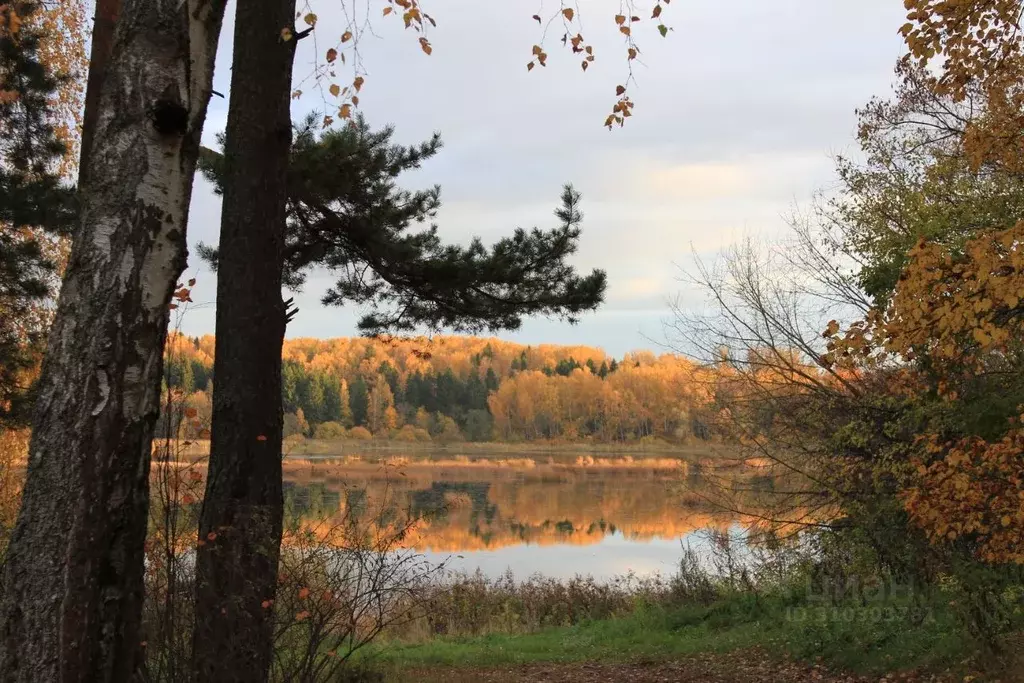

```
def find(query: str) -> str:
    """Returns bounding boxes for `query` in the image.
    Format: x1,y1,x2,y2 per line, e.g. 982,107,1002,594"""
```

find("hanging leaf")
329,83,340,97
562,8,574,21
303,13,317,26
657,24,668,37
532,14,541,23
527,61,535,71
341,30,352,43
353,76,365,91
383,6,393,16
614,15,625,25
339,103,352,119
615,85,626,95
652,5,663,18
419,36,432,55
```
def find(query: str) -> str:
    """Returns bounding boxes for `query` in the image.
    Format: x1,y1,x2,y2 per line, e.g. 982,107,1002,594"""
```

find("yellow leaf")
614,14,626,25
419,37,432,55
341,30,352,43
351,95,359,106
303,13,317,26
527,61,535,71
383,6,393,16
280,27,293,41
339,103,352,119
329,83,340,97
615,85,626,96
562,8,574,21
619,25,631,36
354,76,365,91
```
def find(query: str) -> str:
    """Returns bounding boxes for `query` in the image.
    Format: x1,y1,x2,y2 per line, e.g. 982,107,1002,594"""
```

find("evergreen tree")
320,375,343,424
349,376,369,427
484,367,500,393
464,371,488,412
598,361,609,379
0,0,76,424
282,360,303,412
191,358,210,392
197,115,605,335
464,409,493,442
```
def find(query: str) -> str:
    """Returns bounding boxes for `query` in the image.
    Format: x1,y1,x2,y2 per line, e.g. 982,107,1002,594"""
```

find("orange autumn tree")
825,226,1024,564
815,1,1024,564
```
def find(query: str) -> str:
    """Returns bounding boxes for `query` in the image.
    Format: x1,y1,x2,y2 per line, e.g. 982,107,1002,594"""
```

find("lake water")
280,450,754,581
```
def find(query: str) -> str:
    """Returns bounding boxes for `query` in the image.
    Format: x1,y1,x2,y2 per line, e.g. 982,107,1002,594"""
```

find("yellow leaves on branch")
900,0,1024,173
904,428,1024,564
523,2,672,126
824,222,1024,377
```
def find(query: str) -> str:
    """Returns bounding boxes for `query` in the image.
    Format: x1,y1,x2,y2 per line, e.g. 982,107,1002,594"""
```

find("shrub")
394,425,419,442
348,426,372,441
314,421,347,440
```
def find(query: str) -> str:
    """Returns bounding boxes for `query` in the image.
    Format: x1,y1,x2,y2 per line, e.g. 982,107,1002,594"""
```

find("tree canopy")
198,115,606,335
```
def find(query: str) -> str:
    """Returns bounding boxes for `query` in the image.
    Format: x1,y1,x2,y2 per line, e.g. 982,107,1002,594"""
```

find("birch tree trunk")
191,0,296,679
0,0,226,679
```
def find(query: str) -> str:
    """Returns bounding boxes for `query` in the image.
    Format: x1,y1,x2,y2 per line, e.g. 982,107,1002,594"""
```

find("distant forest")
161,334,716,444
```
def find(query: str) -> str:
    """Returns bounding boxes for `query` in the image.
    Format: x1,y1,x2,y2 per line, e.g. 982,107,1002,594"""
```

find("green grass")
365,593,974,676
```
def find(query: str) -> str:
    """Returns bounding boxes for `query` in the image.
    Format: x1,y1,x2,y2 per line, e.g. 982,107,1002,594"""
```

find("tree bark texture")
190,0,296,680
77,0,120,186
0,0,225,680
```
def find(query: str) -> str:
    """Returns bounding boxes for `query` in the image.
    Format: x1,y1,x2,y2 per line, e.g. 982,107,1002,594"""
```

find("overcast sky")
179,0,908,358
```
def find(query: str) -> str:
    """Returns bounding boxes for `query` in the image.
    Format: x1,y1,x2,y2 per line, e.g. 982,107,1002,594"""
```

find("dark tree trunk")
190,0,296,680
77,0,120,185
0,0,225,681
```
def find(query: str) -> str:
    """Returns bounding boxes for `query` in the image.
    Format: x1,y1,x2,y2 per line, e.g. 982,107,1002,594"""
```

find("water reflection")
281,452,748,580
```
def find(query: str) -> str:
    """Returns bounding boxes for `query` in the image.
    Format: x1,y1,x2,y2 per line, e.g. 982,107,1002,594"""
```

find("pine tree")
0,0,76,424
485,367,500,392
349,376,369,427
197,115,605,334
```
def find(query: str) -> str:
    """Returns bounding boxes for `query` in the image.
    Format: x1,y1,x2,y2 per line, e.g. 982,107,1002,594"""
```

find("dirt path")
397,650,967,682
